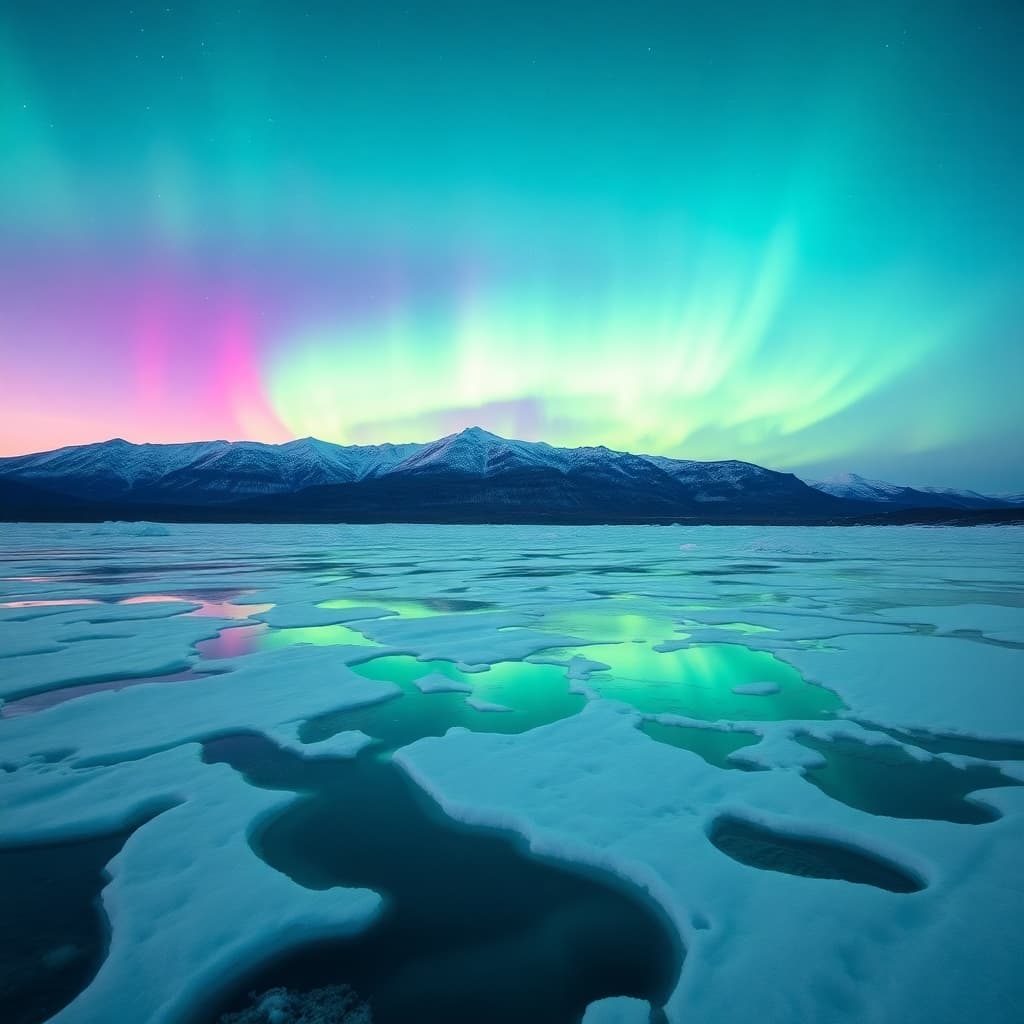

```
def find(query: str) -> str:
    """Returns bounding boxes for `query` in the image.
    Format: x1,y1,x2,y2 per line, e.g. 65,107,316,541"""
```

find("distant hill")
804,471,1016,511
1,429,1020,524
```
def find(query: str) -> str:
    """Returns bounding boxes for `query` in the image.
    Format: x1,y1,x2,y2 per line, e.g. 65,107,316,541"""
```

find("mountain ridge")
0,428,1019,523
804,471,1016,511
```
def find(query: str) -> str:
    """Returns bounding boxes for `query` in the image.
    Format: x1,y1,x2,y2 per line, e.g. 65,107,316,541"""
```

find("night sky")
1,1,1021,490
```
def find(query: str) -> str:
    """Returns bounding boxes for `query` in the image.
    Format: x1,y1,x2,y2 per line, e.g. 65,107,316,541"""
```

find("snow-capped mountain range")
803,472,1019,511
0,428,812,501
0,436,423,498
0,429,1019,523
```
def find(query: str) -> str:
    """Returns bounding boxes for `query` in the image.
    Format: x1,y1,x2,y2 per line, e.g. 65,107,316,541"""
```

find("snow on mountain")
164,436,423,495
805,472,1008,510
279,437,422,484
390,427,566,476
642,455,777,486
805,472,910,502
643,455,826,508
0,429,1013,514
564,445,668,481
390,428,771,493
920,485,1003,503
389,431,743,503
0,436,425,502
0,439,231,490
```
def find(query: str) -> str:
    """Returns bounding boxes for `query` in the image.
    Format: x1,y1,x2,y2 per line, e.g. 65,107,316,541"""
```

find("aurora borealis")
1,1,1021,490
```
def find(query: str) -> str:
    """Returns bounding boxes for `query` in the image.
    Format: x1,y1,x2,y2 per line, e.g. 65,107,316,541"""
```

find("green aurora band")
1,1,1021,489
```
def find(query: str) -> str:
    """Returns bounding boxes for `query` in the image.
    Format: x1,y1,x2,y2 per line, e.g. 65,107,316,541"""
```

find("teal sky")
1,1,1021,489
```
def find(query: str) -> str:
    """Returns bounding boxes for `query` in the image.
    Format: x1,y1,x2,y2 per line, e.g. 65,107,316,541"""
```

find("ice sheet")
1,521,1021,1024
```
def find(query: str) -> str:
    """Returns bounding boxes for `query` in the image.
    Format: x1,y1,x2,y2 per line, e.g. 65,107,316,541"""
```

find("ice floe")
413,671,473,694
466,696,513,712
782,634,1024,737
729,681,780,696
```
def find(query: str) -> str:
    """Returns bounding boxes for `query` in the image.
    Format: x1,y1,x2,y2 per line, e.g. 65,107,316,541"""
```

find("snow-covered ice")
0,522,1021,1024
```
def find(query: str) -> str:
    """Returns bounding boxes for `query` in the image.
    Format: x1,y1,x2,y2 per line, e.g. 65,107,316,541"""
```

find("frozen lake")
2,522,1023,1024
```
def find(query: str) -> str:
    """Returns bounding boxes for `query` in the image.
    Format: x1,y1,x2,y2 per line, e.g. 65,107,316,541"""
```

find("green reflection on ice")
553,641,842,721
303,655,585,751
540,603,683,644
258,624,381,650
681,620,775,634
318,596,492,618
